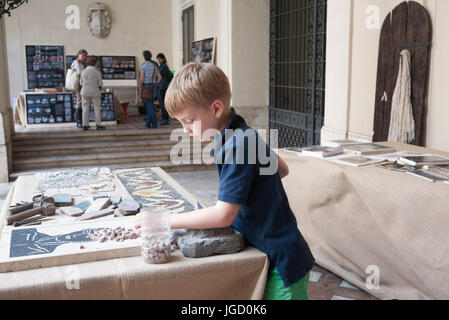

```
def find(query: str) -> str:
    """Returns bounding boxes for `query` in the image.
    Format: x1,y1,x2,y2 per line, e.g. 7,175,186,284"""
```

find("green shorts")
262,268,310,300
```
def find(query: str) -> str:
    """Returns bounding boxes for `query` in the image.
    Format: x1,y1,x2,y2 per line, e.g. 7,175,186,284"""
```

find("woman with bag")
140,50,162,129
71,49,88,128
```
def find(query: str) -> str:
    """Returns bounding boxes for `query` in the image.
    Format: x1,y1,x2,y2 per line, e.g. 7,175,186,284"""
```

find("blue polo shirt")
213,110,315,287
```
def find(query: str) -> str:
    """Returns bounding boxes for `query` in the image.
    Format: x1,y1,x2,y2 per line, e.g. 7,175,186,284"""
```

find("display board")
191,37,216,64
65,55,136,80
101,56,136,79
25,92,115,125
97,92,116,121
25,93,74,124
65,55,103,74
71,92,115,121
26,45,65,89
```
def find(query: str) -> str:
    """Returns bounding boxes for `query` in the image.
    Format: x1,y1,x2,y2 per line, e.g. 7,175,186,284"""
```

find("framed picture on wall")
191,37,216,64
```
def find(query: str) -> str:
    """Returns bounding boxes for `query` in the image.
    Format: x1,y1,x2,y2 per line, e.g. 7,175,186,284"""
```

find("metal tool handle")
7,207,42,225
10,203,34,215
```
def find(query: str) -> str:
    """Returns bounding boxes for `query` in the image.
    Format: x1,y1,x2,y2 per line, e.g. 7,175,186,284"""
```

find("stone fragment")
110,196,122,206
85,198,111,215
53,194,72,207
93,194,109,201
74,201,91,212
173,227,246,258
60,206,84,217
78,208,114,221
117,200,140,215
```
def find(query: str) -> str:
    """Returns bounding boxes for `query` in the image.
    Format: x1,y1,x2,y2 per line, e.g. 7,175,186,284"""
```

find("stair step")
12,126,181,141
10,161,216,180
12,149,213,171
12,140,199,157
12,131,183,146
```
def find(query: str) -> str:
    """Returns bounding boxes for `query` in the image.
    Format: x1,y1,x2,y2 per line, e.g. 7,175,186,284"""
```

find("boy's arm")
134,201,240,231
278,156,289,179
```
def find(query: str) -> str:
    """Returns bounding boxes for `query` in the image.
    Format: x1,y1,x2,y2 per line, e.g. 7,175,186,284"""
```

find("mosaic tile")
331,295,355,301
340,280,360,290
116,168,195,214
309,271,323,283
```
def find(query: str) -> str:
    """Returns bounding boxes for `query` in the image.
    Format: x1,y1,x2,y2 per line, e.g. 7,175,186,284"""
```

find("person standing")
80,56,105,131
72,49,88,128
140,50,162,129
156,53,172,125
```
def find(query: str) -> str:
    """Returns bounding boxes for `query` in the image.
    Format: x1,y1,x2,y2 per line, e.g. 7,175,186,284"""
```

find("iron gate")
269,0,327,148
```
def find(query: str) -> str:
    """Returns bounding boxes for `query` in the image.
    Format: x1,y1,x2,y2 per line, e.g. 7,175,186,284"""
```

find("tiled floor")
308,265,378,300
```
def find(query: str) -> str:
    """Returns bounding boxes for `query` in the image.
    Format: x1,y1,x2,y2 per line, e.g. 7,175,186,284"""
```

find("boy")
134,62,315,300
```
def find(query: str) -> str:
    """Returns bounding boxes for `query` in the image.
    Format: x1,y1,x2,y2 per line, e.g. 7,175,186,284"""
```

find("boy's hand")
134,210,169,235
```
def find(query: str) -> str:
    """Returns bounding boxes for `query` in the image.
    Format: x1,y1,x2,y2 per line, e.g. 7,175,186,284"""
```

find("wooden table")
0,168,268,299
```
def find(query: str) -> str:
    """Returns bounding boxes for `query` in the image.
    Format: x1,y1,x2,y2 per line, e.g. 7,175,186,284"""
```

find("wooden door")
373,1,432,146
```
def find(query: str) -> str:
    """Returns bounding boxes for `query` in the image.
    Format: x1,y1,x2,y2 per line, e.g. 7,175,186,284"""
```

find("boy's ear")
211,100,224,118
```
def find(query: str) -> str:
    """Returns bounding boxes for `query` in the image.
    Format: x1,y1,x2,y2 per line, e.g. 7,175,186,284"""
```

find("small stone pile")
88,227,140,243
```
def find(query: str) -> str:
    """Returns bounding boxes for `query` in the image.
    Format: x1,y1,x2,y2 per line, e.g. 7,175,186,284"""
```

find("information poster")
26,93,74,124
101,56,136,79
26,93,115,125
65,55,103,74
72,92,115,122
26,45,65,89
191,38,216,64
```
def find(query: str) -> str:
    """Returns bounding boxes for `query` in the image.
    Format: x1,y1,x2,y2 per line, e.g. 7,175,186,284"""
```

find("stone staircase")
10,123,215,179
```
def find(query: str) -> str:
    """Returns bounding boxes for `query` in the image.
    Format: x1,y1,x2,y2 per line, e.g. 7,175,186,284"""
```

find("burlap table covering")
279,142,449,300
0,173,268,300
14,93,124,127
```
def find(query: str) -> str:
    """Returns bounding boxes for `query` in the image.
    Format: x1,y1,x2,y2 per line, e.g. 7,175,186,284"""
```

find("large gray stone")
173,227,246,258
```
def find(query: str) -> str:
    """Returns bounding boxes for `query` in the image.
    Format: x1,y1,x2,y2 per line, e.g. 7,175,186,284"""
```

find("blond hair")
165,62,231,117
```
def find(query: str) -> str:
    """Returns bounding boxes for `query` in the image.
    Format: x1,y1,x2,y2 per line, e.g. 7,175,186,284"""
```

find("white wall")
4,0,173,99
171,0,270,132
171,0,231,76
324,0,449,152
0,19,12,181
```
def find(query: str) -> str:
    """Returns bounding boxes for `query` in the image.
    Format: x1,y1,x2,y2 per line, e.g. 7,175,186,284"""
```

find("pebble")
141,231,172,264
88,227,140,244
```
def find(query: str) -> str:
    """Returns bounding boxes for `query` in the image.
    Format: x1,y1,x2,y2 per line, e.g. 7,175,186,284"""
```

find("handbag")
65,68,80,91
140,86,153,101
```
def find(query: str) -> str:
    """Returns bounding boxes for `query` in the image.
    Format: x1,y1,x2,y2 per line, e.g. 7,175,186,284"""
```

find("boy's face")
174,104,222,142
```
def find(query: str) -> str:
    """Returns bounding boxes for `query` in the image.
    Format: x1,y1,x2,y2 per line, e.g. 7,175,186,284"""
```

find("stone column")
0,18,13,182
320,0,354,144
230,0,270,139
